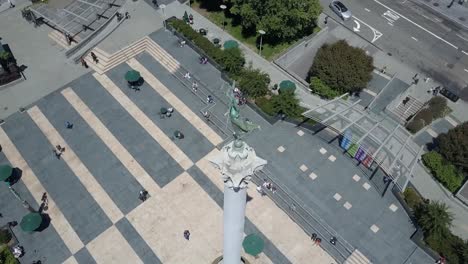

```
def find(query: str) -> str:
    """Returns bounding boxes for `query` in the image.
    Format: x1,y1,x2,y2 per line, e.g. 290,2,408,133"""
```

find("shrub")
0,229,12,244
238,67,270,99
436,122,468,170
416,108,433,125
308,40,373,94
0,248,16,264
406,119,425,134
428,96,448,119
255,97,275,116
218,47,245,77
422,151,464,193
403,187,423,210
270,90,302,118
415,201,453,240
309,77,340,99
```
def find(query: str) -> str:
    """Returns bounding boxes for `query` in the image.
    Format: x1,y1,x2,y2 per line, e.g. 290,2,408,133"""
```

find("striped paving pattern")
0,45,335,264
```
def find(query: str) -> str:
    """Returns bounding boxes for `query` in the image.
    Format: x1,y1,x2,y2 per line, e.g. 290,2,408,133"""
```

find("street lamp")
258,29,266,56
220,4,227,30
160,4,166,31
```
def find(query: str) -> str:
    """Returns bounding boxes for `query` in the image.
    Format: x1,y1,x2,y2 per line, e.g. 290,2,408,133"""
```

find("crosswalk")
0,47,335,264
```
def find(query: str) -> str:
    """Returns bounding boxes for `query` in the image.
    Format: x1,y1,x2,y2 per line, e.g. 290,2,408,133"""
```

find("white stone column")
209,139,267,264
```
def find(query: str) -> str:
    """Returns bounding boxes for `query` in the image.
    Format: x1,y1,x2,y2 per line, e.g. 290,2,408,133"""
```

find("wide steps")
344,249,372,264
83,36,183,75
48,30,80,50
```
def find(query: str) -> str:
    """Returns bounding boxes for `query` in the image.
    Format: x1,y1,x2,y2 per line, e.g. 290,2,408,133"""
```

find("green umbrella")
223,40,239,49
279,80,296,93
0,165,13,182
242,234,264,256
20,212,42,233
125,70,141,83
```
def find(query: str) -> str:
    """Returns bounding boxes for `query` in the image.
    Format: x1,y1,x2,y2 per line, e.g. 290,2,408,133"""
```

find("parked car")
440,88,459,103
329,1,352,20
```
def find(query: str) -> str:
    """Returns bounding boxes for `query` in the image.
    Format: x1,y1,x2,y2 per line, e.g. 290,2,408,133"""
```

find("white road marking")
365,8,371,12
411,37,418,41
374,0,458,49
353,20,361,32
388,22,394,26
456,34,468,42
464,69,468,73
352,16,383,43
463,51,468,56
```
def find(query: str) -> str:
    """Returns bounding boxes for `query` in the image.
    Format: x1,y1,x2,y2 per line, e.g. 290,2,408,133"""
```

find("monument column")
209,139,267,264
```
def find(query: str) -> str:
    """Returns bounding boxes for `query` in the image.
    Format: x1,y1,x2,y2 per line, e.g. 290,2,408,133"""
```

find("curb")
409,0,468,31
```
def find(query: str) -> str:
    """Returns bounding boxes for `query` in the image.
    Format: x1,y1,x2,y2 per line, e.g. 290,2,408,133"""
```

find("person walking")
7,0,15,8
183,230,190,240
90,52,99,64
192,81,198,92
80,57,89,68
66,121,74,129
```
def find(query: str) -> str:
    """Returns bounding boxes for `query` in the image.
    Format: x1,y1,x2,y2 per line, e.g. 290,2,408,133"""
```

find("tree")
0,51,11,74
238,67,270,98
270,90,301,117
229,0,322,42
415,201,453,239
308,40,373,93
436,122,468,170
218,47,245,76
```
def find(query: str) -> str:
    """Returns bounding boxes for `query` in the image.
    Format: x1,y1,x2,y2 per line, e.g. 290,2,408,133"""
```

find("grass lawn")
191,2,318,61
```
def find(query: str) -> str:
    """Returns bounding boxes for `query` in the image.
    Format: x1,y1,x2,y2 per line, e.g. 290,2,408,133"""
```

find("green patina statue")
226,82,260,134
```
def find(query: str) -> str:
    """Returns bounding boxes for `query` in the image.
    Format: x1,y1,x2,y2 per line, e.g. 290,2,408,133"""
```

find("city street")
324,0,468,98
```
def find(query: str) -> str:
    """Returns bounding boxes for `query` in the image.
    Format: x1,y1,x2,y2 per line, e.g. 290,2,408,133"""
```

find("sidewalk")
411,0,468,30
161,1,468,239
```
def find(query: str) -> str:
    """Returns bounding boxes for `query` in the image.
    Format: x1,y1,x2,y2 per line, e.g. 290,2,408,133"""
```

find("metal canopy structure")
303,94,422,191
28,0,124,41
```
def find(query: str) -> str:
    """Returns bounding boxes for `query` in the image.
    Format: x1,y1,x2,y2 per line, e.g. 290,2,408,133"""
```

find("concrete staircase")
83,36,182,75
48,30,80,50
386,95,424,124
344,249,372,264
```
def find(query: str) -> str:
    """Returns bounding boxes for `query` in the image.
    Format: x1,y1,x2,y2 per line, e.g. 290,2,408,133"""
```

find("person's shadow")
7,167,22,186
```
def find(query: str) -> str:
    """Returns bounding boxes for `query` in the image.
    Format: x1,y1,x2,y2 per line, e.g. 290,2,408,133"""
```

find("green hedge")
255,97,275,116
168,18,244,77
309,77,340,99
403,187,423,210
0,248,16,264
422,151,464,193
0,229,12,244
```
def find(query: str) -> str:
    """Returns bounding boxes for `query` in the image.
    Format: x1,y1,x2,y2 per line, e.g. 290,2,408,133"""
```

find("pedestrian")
324,16,328,24
330,236,337,245
192,81,198,92
0,213,2,218
314,238,322,246
256,185,265,196
271,186,277,194
207,95,213,104
90,52,99,64
203,111,210,119
125,12,130,19
66,121,74,129
152,0,158,7
311,233,317,241
53,149,62,159
184,72,191,79
139,190,148,201
380,66,387,74
7,0,15,8
436,256,446,264
80,57,88,68
183,230,190,240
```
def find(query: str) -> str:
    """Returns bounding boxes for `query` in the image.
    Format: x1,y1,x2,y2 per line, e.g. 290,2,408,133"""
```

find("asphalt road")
323,0,468,99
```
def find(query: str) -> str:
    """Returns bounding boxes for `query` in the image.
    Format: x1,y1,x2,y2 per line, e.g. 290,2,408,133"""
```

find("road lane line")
411,37,418,41
374,0,458,49
456,34,468,42
388,22,394,26
365,8,371,12
463,51,468,56
464,69,468,73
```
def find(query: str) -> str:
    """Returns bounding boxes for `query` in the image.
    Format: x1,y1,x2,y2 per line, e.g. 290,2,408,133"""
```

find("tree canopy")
309,40,373,94
271,90,302,117
238,66,270,98
229,0,322,41
436,122,468,170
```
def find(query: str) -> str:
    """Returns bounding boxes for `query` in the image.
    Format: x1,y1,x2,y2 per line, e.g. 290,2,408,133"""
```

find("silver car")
330,1,352,20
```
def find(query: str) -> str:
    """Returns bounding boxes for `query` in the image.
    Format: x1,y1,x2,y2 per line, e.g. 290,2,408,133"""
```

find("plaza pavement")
0,36,336,263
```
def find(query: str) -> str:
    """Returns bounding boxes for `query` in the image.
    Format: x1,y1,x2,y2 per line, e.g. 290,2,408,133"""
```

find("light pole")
220,4,227,30
160,4,166,31
258,29,265,56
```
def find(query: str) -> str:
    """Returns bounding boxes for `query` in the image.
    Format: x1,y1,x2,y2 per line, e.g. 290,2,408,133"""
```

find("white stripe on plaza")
196,149,335,263
62,256,79,264
28,106,124,224
127,58,224,146
0,128,84,254
86,226,143,264
426,127,439,138
445,116,458,127
61,88,160,194
92,73,193,170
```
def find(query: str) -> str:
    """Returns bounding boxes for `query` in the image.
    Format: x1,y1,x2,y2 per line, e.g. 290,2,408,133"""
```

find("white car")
330,1,352,20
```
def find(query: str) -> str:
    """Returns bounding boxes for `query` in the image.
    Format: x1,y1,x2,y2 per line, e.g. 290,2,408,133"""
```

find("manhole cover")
433,2,439,6
446,63,454,69
459,17,466,22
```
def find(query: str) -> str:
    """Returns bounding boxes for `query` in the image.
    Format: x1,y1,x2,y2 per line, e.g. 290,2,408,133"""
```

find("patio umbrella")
242,234,264,256
125,70,141,83
0,164,13,182
223,40,239,49
279,80,296,93
20,212,42,233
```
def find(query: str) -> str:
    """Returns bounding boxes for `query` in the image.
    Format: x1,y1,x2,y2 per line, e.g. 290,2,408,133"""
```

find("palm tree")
417,201,454,238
